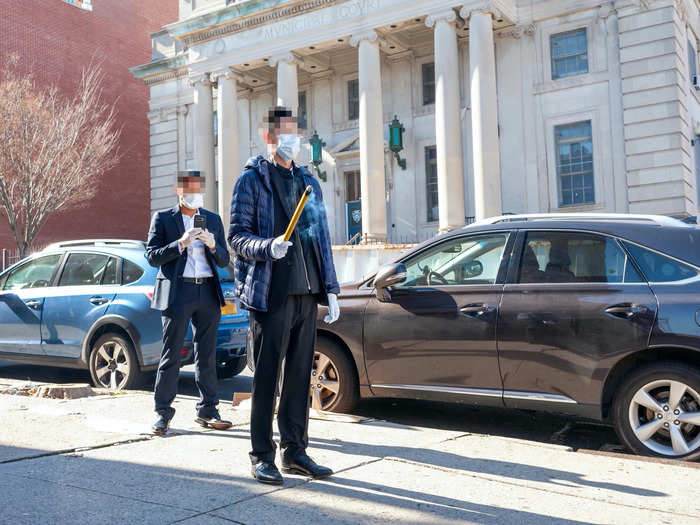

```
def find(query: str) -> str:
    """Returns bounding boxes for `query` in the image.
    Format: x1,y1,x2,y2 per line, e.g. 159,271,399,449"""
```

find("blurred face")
262,116,298,146
176,177,203,197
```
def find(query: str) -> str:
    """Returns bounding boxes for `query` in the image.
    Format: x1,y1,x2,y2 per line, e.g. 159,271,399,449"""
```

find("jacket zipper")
298,229,312,292
290,176,311,293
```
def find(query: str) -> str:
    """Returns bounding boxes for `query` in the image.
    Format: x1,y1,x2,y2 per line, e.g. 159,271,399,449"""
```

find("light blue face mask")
276,133,301,161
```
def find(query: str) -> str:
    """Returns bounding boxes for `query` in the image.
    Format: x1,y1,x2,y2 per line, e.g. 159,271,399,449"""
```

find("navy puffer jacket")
227,155,340,312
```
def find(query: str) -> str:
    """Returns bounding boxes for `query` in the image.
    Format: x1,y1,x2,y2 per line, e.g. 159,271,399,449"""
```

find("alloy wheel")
628,379,700,457
309,351,341,412
94,340,131,391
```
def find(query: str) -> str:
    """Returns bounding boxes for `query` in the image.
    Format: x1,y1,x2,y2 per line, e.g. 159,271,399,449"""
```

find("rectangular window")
298,91,308,129
425,146,438,222
555,121,594,207
551,28,588,79
345,170,361,202
63,0,92,10
688,40,697,84
422,62,435,105
695,137,700,208
347,79,359,121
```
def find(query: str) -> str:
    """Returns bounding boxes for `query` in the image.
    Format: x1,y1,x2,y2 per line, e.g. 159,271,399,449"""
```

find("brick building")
0,0,178,258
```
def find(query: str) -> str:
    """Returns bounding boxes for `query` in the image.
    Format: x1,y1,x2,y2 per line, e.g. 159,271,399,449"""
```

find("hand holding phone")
193,214,206,230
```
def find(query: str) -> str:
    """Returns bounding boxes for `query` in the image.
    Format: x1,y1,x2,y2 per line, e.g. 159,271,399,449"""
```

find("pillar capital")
210,69,241,84
464,0,517,22
461,2,500,20
425,9,457,28
189,73,211,88
269,52,296,68
349,30,378,48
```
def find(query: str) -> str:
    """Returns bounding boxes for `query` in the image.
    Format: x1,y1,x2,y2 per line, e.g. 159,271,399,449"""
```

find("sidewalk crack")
0,436,154,465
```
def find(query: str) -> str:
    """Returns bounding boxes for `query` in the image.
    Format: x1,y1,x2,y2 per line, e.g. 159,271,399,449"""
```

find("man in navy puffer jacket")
228,107,340,485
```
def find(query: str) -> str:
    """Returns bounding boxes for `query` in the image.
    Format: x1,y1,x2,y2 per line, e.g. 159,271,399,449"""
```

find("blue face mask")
276,134,301,161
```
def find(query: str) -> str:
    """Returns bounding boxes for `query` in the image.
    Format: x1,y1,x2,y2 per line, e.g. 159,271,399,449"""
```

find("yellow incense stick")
283,185,313,241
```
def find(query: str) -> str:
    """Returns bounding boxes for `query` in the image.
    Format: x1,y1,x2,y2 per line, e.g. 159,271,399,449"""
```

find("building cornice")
130,54,189,82
167,0,338,48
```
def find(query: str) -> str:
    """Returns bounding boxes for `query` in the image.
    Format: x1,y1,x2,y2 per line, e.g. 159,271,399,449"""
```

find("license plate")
221,301,237,315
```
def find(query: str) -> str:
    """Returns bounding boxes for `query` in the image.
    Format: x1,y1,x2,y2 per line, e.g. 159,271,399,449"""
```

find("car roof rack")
472,213,688,228
44,239,147,250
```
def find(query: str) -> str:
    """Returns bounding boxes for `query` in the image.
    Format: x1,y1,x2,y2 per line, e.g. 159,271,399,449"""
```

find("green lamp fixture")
389,115,406,170
309,130,327,182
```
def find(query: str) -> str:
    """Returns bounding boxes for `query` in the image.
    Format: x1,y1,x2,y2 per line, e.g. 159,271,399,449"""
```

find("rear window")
122,260,144,284
518,231,643,283
623,242,698,283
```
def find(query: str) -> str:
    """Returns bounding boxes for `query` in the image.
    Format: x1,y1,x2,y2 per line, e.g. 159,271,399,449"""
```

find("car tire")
310,338,359,414
88,333,144,392
612,361,700,460
217,355,247,379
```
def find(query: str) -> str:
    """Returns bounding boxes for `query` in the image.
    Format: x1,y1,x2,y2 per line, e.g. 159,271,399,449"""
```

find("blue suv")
0,239,248,391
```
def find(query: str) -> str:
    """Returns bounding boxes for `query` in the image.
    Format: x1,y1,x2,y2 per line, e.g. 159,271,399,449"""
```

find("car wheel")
309,338,358,414
88,333,143,392
612,361,700,460
217,355,247,379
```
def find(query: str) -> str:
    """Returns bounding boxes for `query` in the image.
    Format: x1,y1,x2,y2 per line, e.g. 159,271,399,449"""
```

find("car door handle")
604,304,648,319
460,304,495,317
89,296,108,305
24,300,41,310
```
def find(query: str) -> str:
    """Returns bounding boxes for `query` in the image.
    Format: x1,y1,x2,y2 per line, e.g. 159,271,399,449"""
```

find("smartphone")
194,214,206,230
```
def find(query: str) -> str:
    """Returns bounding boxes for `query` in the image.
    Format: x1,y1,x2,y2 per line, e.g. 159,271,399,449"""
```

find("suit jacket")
146,205,230,311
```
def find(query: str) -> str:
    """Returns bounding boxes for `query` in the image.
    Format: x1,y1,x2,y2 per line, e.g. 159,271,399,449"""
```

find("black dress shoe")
282,453,333,479
251,461,283,485
195,410,232,430
152,414,172,436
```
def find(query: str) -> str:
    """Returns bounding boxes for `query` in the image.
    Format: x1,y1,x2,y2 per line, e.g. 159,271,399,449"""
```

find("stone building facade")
133,0,700,245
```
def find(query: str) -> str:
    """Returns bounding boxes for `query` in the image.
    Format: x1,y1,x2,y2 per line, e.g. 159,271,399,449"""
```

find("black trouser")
249,294,317,464
154,280,221,419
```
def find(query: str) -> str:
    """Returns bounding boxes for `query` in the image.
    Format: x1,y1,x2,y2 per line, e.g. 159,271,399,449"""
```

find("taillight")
144,291,153,300
181,348,187,356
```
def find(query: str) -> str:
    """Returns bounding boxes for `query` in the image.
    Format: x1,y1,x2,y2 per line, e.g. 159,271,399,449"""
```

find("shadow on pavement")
0,443,610,525
0,362,619,453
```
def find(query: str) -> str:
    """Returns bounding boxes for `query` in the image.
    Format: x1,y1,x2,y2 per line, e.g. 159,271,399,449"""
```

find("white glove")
270,235,293,259
197,230,216,250
179,227,202,250
324,293,340,324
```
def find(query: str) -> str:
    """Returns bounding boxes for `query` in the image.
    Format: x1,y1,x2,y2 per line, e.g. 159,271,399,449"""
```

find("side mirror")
373,263,407,302
464,260,483,278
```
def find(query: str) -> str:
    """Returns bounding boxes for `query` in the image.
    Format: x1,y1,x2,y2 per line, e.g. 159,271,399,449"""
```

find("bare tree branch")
0,55,121,257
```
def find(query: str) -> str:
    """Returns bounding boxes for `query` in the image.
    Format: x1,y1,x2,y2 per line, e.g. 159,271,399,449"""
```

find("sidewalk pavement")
1,388,699,524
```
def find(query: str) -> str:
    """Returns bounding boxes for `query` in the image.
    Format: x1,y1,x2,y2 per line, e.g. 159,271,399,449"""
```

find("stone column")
350,30,387,242
427,9,466,231
191,74,216,211
176,106,188,171
214,70,239,233
270,53,298,113
461,6,502,219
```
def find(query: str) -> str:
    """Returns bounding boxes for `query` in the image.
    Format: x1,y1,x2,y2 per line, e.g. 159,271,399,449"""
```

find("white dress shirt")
181,211,214,278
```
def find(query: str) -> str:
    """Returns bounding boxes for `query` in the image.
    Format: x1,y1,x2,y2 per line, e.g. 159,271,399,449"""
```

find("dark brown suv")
303,214,700,460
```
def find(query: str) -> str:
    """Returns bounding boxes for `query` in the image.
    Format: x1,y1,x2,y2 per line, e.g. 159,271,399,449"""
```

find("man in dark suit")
146,171,232,435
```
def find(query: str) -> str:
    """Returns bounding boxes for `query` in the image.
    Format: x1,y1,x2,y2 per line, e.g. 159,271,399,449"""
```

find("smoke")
297,190,322,241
